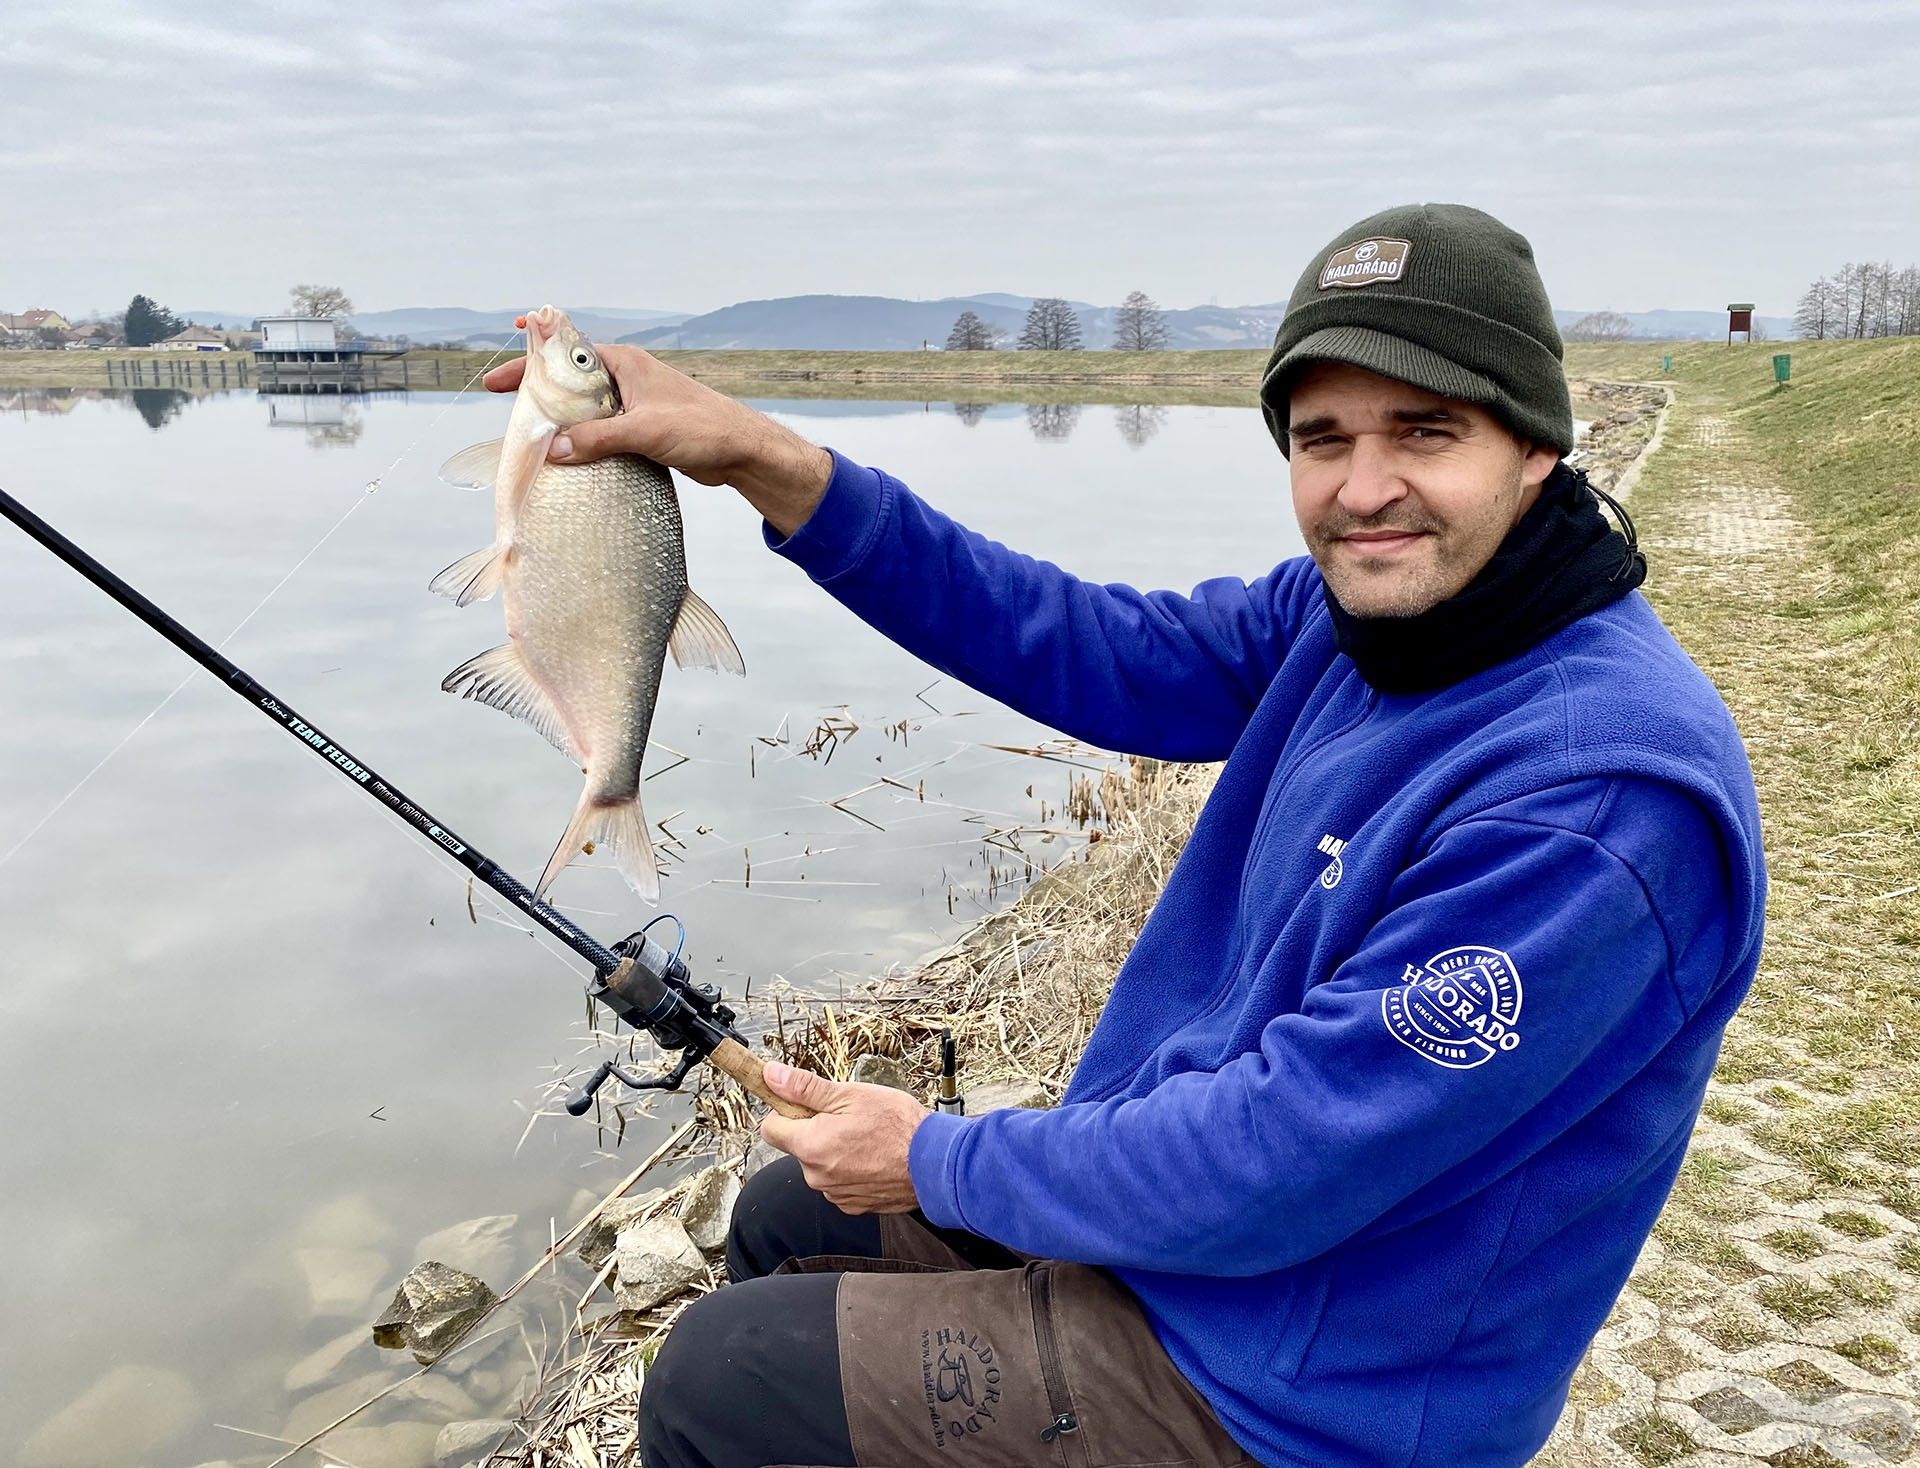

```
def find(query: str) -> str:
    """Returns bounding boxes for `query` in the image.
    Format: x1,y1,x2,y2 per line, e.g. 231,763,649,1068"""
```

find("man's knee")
636,1274,851,1468
636,1288,733,1468
726,1153,881,1281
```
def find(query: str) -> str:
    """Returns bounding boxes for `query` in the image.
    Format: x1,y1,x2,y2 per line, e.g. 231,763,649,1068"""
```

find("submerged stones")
412,1214,518,1283
436,1418,516,1467
19,1364,199,1468
372,1261,498,1365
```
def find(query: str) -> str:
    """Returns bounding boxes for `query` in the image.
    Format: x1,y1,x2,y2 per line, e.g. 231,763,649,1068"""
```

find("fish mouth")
523,305,558,347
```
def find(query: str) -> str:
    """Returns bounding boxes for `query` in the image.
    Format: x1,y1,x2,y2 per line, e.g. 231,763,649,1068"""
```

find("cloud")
2,0,1914,316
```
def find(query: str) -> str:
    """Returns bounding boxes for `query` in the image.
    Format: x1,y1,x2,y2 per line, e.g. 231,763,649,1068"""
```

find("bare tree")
1114,403,1168,448
1026,402,1081,439
1794,277,1840,339
1894,266,1920,337
1018,298,1083,351
1112,290,1170,350
289,283,354,321
945,310,999,351
1564,311,1635,342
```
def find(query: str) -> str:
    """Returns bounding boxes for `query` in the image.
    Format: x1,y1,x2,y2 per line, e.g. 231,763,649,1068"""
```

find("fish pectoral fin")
428,545,507,606
438,438,505,491
667,587,746,676
539,792,660,904
440,643,579,762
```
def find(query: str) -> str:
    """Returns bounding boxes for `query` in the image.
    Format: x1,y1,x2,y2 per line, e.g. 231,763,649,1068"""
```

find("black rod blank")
0,484,619,976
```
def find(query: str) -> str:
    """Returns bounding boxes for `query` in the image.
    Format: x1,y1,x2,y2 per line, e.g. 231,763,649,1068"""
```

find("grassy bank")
1540,336,1919,1464
0,346,1273,396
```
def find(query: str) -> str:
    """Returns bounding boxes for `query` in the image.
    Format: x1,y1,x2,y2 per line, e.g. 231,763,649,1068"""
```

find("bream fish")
432,304,743,902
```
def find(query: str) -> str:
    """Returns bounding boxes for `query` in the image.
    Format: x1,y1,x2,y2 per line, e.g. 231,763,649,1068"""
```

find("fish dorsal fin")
440,643,580,763
667,587,746,676
439,438,505,491
428,544,507,606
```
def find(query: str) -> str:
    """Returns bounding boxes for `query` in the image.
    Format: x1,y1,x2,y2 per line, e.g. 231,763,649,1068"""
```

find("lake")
0,383,1301,1466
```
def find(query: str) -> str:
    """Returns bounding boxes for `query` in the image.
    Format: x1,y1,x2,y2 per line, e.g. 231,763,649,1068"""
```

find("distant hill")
620,294,1290,351
1555,309,1795,341
183,304,689,345
182,298,1798,350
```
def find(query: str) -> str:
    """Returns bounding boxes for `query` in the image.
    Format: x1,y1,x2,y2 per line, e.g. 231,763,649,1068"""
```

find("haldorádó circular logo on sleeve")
1383,945,1523,1069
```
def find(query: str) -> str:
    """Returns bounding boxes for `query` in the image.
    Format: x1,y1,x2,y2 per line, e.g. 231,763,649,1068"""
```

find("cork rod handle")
709,1036,815,1120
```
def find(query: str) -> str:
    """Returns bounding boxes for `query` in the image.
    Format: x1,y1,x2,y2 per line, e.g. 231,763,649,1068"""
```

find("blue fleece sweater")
768,452,1766,1467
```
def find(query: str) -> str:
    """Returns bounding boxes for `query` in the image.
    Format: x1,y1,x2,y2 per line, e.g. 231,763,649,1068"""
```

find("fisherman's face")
1286,361,1560,618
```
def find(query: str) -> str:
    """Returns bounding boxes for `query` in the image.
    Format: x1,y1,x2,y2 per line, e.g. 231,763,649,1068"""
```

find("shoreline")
0,342,1785,399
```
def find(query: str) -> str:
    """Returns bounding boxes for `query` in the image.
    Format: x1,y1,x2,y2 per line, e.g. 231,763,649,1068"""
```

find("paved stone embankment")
1536,392,1916,1468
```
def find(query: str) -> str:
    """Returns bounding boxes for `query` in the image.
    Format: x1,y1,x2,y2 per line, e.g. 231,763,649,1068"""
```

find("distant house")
1,308,73,334
63,323,116,349
158,324,231,352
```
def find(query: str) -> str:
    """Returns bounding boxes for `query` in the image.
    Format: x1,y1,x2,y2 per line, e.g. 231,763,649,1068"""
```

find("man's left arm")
902,785,1739,1274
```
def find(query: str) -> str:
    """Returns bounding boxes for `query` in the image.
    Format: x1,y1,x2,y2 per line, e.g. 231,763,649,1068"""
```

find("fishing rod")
0,484,807,1122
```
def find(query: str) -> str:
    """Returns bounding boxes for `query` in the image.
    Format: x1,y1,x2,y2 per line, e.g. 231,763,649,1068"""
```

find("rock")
850,1053,916,1092
373,1261,498,1365
285,1325,370,1393
965,1077,1052,1113
298,1246,391,1320
678,1165,742,1254
283,1370,391,1441
296,1194,396,1249
435,1418,515,1467
613,1215,708,1311
743,1139,783,1180
389,1372,480,1419
20,1364,198,1468
575,1188,666,1270
413,1214,518,1282
312,1421,440,1468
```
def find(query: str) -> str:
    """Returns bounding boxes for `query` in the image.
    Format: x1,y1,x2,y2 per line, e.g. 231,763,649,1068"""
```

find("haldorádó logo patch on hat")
1319,237,1412,290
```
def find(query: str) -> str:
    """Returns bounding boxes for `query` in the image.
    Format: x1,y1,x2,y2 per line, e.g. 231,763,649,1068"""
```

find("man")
487,203,1765,1466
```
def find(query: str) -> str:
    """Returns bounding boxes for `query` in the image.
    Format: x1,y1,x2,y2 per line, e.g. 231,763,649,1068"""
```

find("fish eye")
571,348,596,371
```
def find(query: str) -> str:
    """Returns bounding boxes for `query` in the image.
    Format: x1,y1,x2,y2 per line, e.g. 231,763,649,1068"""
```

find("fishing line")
0,335,523,874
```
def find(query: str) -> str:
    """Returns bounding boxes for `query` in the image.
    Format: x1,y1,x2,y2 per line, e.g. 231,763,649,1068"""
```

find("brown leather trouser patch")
795,1214,1254,1467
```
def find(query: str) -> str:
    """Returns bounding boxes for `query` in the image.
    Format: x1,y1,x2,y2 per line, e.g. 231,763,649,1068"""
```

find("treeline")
945,291,1170,351
1795,261,1920,340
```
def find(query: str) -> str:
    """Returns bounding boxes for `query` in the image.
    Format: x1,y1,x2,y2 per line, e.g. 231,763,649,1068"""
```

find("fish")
431,304,743,903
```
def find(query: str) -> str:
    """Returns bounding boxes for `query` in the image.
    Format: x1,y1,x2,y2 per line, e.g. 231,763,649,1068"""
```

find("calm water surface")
0,385,1301,1465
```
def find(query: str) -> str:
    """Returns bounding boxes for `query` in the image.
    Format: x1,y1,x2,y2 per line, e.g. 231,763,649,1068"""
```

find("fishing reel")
565,923,742,1115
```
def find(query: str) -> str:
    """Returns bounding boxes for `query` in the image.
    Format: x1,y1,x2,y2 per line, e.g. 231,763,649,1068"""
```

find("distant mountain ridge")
183,298,1796,348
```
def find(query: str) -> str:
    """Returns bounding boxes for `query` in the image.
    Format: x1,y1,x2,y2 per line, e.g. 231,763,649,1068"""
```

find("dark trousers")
638,1156,1251,1468
637,1157,868,1468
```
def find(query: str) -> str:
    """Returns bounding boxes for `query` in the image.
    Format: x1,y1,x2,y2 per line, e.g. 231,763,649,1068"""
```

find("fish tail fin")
537,789,660,905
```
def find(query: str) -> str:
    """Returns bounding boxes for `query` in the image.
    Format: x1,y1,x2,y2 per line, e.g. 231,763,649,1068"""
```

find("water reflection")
1115,403,1168,449
129,387,194,430
1026,401,1081,441
952,401,989,427
266,392,368,448
0,385,1305,1464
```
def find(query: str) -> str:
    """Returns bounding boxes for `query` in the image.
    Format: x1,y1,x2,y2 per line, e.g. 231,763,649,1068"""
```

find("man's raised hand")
484,343,831,533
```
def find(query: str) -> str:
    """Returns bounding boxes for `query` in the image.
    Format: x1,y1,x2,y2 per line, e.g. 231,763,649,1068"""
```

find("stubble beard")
1308,461,1525,620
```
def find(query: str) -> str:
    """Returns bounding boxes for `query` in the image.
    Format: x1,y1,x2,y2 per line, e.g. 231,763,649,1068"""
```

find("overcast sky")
4,1,1915,320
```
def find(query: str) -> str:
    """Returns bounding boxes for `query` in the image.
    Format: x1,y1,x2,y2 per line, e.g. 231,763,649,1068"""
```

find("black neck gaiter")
1323,462,1646,695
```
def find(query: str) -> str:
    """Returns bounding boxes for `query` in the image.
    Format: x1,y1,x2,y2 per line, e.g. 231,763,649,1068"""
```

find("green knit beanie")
1261,202,1573,457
